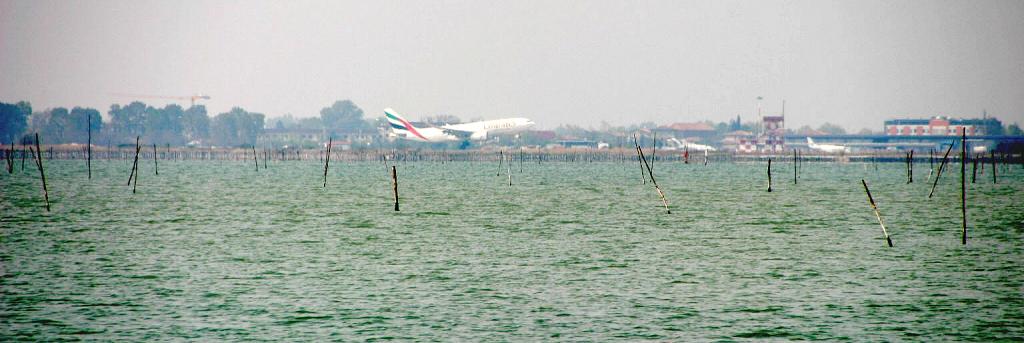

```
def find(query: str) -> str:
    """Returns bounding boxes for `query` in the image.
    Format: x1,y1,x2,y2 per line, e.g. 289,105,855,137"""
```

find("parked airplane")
806,137,850,153
385,108,535,143
663,137,717,152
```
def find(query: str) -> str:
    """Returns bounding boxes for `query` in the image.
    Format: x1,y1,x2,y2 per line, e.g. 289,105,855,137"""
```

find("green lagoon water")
2,160,1022,340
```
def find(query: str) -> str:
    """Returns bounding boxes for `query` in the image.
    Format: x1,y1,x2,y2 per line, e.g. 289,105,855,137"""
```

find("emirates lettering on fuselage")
485,122,514,130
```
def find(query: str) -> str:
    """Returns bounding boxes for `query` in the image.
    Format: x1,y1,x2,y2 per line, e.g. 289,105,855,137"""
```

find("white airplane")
385,108,535,143
806,137,850,153
663,137,717,152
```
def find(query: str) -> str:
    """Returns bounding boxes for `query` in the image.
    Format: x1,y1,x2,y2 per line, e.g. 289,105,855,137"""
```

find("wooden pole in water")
793,148,797,185
507,153,512,186
927,148,934,181
767,158,773,192
252,145,259,172
972,157,977,183
927,143,954,198
128,136,140,186
961,129,967,245
32,134,50,211
323,138,332,188
21,139,27,171
635,137,647,184
152,143,158,175
497,150,503,176
861,179,893,247
908,150,913,183
391,166,399,211
5,141,12,174
991,151,997,183
519,149,523,173
131,138,141,194
87,115,92,179
634,134,671,214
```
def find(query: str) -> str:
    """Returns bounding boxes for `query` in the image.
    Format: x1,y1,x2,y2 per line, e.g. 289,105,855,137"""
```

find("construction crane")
111,93,211,107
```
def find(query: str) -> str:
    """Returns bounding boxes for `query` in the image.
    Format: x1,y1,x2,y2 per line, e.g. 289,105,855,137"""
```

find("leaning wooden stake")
391,166,399,211
33,133,50,211
927,143,954,198
322,138,332,187
128,136,140,186
960,130,967,245
636,145,647,184
131,138,141,194
634,134,671,214
861,179,893,247
767,158,773,192
497,150,503,176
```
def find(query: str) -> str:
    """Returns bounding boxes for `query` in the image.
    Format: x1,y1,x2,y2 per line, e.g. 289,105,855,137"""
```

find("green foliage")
1008,123,1023,136
0,101,31,143
320,100,369,134
211,107,264,147
182,105,210,144
27,106,102,144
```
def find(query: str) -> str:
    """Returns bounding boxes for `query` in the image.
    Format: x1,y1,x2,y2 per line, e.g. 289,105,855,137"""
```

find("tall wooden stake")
907,150,913,183
961,129,967,245
152,143,158,175
252,145,259,172
767,158,773,192
87,115,92,179
793,149,797,184
861,179,893,247
927,143,954,198
972,158,977,183
391,166,399,211
991,151,997,183
497,150,503,176
33,133,50,211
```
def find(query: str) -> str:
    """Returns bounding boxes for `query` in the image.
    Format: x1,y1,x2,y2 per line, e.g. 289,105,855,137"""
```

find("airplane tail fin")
385,108,416,132
384,108,429,140
806,137,815,146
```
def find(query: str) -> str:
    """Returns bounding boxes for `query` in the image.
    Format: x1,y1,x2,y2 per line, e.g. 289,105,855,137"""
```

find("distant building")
760,115,785,152
884,116,1002,136
722,130,756,153
654,122,716,140
556,140,598,149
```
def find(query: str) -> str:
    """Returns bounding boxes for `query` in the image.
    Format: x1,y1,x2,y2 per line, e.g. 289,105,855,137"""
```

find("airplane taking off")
385,108,535,143
806,137,850,153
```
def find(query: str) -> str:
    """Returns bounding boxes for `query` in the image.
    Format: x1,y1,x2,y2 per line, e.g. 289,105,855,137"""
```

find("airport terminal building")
884,116,1002,136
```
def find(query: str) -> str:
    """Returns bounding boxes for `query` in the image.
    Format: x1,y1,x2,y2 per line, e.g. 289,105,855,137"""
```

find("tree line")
0,99,375,147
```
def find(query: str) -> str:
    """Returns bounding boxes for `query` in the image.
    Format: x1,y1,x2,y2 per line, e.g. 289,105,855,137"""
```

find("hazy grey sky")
2,0,1023,130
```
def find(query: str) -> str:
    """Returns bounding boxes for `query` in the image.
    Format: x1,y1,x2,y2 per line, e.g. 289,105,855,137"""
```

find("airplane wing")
441,128,474,139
